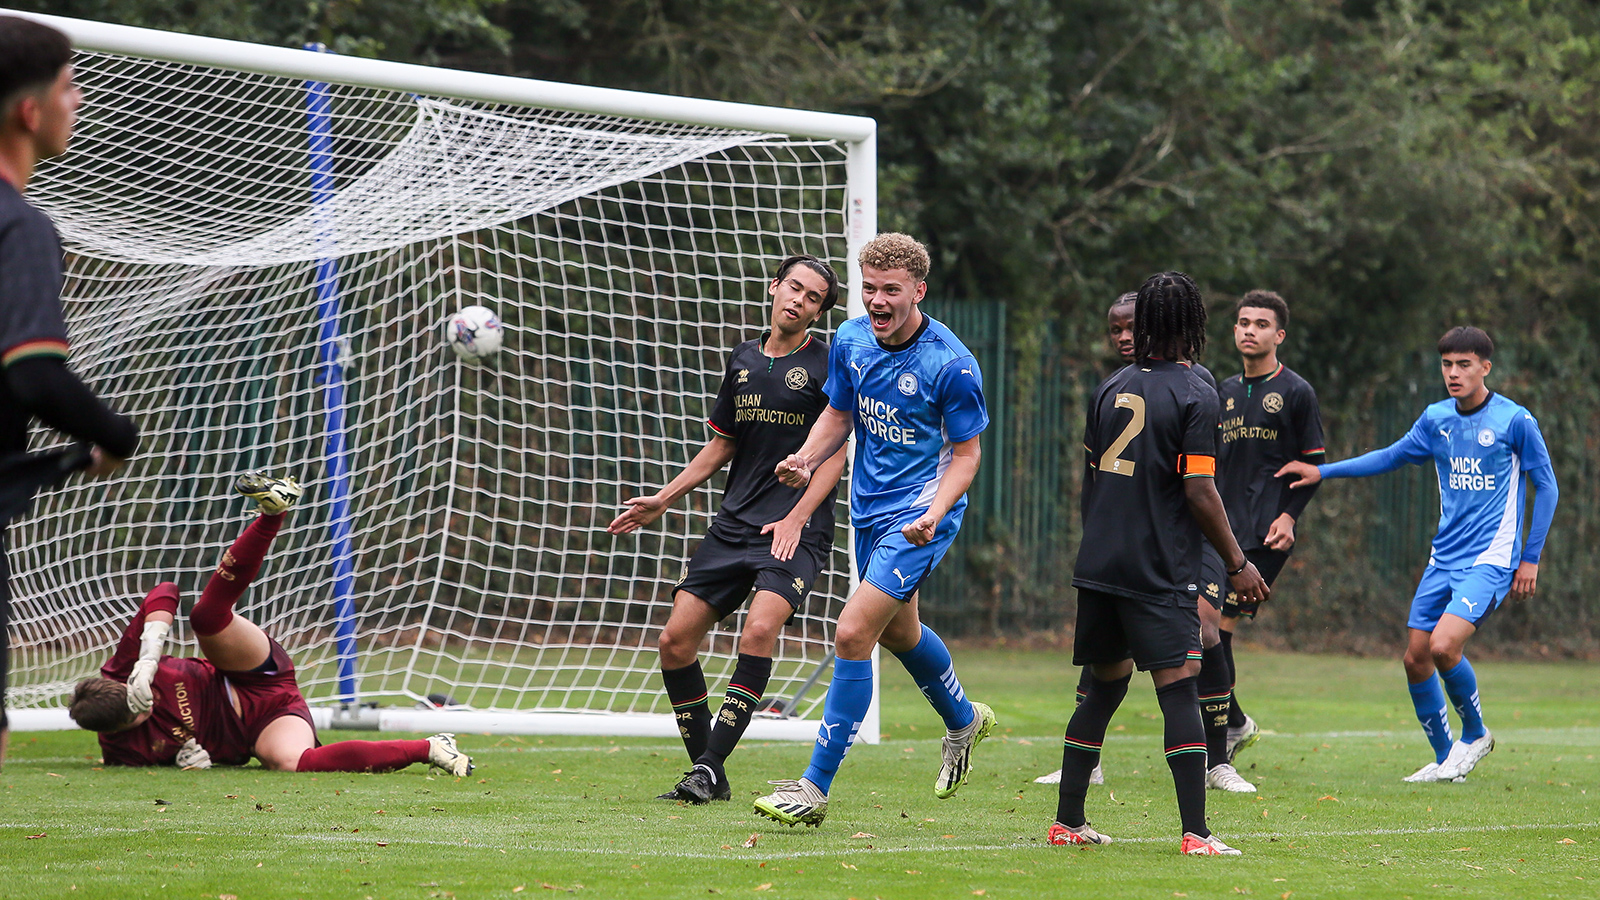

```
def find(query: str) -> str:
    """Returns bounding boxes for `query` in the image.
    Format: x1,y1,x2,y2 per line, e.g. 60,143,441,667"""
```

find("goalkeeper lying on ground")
67,472,473,776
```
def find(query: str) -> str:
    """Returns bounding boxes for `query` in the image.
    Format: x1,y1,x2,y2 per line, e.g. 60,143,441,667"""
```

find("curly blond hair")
858,232,930,282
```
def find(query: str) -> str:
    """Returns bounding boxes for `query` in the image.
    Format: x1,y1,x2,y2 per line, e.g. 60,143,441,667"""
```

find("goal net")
5,13,877,740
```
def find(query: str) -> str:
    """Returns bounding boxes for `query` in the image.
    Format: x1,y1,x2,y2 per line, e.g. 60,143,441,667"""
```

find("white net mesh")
6,48,853,724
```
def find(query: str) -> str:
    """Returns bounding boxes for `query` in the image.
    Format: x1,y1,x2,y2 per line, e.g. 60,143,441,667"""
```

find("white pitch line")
5,820,1592,861
277,820,1600,859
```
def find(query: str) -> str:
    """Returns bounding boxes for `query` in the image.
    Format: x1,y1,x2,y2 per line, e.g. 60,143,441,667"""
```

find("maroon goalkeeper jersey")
97,655,255,768
96,610,258,768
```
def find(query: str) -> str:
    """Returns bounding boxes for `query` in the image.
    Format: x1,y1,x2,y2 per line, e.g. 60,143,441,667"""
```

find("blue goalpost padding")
304,44,359,705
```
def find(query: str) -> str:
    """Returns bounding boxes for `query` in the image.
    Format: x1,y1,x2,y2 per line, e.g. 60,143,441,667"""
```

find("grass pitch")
4,649,1598,899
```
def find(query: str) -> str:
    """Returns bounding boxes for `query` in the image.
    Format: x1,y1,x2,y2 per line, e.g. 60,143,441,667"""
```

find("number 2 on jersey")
1099,392,1146,476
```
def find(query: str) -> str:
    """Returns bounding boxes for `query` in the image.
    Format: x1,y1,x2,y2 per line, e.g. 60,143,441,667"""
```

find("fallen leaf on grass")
905,871,921,875
721,845,733,850
47,773,62,778
1317,796,1339,802
1558,838,1577,845
219,895,238,900
851,832,876,839
513,888,525,894
743,834,760,849
25,833,46,840
1464,864,1484,871
753,884,773,892
1281,893,1292,900
840,864,857,870
375,842,389,848
973,891,987,896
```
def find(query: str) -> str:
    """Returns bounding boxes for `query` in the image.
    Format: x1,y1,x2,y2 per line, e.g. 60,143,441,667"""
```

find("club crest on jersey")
737,369,750,385
897,372,918,396
1226,397,1235,411
1262,392,1284,414
785,366,808,391
1477,428,1495,447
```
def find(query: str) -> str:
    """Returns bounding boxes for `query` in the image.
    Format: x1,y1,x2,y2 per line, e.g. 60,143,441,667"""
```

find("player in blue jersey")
1278,327,1558,783
751,233,995,828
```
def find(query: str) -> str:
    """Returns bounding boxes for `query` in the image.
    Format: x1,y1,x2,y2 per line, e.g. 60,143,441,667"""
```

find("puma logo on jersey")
849,360,864,376
1459,597,1479,614
892,567,913,588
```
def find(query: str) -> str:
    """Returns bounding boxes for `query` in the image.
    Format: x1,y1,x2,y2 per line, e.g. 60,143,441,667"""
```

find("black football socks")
1199,642,1233,767
697,653,773,777
1055,672,1131,827
1156,675,1210,837
662,661,711,763
1220,629,1247,728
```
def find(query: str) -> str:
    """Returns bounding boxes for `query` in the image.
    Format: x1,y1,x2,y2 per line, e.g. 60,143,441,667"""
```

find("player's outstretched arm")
901,436,981,547
125,607,175,716
608,436,738,534
1183,477,1268,605
776,405,852,488
763,445,848,561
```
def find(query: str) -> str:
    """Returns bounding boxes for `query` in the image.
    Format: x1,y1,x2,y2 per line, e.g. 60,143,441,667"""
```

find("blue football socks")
801,657,874,793
893,624,975,731
1408,673,1455,764
1438,656,1487,744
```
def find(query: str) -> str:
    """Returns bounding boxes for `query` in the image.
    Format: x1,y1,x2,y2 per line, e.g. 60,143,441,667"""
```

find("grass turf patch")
4,649,1597,899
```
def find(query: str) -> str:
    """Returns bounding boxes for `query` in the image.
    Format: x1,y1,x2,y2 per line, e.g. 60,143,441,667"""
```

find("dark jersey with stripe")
705,333,835,542
0,180,72,456
1217,363,1325,550
1075,360,1221,604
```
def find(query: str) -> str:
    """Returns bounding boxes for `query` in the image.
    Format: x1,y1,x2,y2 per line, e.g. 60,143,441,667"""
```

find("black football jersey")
1074,360,1221,603
706,333,836,541
1217,363,1325,549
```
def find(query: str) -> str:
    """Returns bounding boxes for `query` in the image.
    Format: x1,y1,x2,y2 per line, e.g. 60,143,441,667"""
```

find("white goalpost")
3,10,879,743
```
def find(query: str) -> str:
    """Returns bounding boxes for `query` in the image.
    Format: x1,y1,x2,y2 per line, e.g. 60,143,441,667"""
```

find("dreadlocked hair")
1133,271,1207,363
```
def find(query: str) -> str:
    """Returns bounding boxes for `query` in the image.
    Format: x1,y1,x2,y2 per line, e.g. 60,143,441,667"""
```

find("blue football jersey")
824,314,989,524
1369,394,1552,569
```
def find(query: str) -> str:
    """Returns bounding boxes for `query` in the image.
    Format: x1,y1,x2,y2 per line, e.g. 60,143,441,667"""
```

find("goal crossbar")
5,10,874,142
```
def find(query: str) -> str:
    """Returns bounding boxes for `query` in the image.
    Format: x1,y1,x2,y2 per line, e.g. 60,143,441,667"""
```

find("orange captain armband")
1178,453,1216,478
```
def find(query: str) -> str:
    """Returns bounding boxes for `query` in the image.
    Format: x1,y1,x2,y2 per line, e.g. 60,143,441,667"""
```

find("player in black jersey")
1039,293,1253,793
608,255,847,804
1215,290,1325,760
0,17,140,769
1049,272,1267,856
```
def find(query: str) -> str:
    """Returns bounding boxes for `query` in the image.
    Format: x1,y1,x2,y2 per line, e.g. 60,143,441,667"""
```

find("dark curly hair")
1134,271,1207,364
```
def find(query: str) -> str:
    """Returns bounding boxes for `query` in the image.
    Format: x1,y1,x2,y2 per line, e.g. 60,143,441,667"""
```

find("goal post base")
6,707,852,743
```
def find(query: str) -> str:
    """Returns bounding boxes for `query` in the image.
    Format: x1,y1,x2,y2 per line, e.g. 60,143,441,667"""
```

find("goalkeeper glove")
176,738,212,770
126,620,171,715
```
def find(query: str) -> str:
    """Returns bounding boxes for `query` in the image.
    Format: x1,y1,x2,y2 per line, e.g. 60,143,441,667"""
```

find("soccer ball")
445,305,504,363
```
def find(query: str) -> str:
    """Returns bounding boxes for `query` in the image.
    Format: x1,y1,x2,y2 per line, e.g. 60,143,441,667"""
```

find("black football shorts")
1220,547,1291,619
1072,587,1201,672
1198,543,1227,611
675,529,830,620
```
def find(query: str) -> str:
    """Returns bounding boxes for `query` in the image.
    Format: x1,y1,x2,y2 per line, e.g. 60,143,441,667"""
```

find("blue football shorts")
855,505,965,601
1408,563,1515,631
